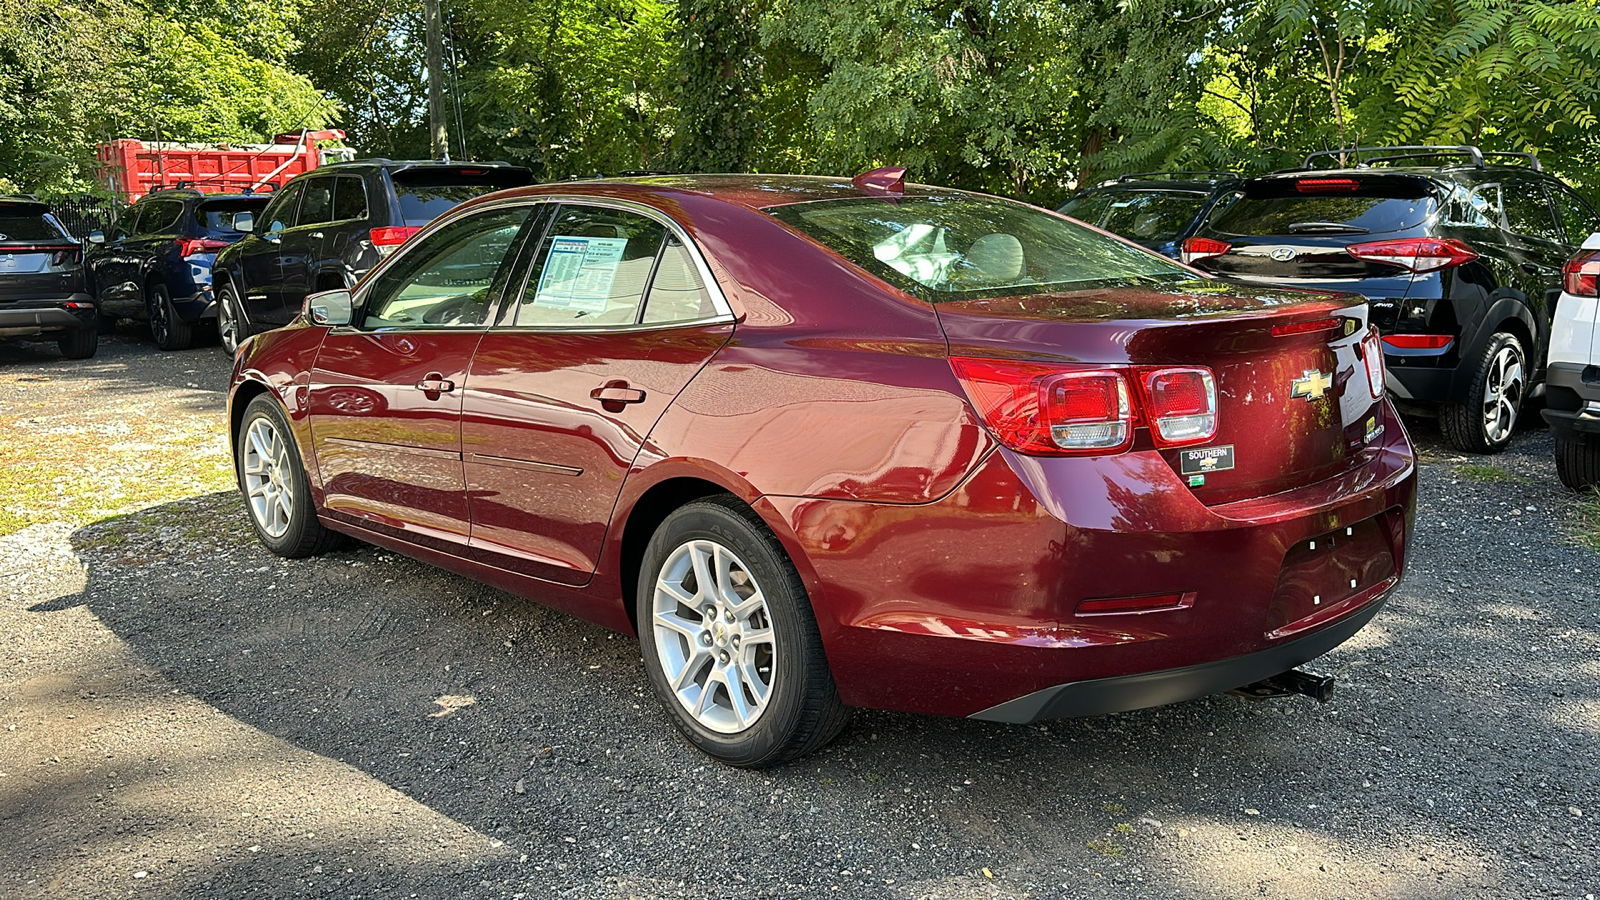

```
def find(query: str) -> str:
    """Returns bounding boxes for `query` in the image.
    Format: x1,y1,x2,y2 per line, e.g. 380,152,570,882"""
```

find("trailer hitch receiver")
1231,667,1336,703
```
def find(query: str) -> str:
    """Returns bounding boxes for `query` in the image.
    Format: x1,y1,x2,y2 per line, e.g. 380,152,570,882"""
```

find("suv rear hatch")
937,283,1383,505
1189,173,1440,307
0,201,83,301
391,164,534,226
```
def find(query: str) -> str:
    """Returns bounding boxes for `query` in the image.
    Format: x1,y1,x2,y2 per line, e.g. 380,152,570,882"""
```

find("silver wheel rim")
242,417,295,538
651,539,776,734
219,294,237,354
1481,343,1524,445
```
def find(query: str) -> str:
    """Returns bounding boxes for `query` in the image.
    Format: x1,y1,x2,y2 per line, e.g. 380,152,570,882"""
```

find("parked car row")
1060,144,1600,483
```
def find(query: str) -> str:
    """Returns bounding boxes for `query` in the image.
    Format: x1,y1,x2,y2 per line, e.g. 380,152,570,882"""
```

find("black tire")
147,282,193,351
637,495,848,768
56,327,98,360
1556,434,1600,491
216,281,251,356
235,394,345,558
1440,331,1525,454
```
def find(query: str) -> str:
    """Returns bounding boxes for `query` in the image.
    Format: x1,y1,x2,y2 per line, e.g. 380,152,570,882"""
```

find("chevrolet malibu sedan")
227,170,1417,767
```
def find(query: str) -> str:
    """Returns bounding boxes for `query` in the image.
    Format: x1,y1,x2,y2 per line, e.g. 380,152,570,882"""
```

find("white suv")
1546,233,1600,489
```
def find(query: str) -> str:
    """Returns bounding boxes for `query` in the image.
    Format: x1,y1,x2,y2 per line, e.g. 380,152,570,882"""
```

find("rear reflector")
1359,329,1385,399
1347,237,1478,273
1076,592,1191,616
1271,317,1340,337
1563,249,1600,297
1381,333,1453,350
370,225,423,256
1180,236,1231,266
1294,178,1362,193
1139,367,1217,447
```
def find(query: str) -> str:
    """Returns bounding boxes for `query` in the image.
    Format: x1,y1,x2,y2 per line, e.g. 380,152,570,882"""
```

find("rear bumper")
0,294,96,337
171,289,218,322
1542,362,1600,437
768,404,1417,719
1384,357,1455,402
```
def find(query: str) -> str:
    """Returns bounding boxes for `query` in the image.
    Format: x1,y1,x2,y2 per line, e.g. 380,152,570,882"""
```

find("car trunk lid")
936,280,1381,505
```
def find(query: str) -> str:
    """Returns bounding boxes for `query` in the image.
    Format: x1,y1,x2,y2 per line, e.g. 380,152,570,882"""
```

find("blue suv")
86,188,271,350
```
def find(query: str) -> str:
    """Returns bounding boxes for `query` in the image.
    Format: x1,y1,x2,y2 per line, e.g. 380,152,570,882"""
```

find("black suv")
212,159,532,354
1057,172,1241,258
1183,145,1600,453
85,187,270,350
0,197,96,359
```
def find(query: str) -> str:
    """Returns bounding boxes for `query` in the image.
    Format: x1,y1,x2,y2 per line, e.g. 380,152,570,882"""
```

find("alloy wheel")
651,539,777,734
1481,343,1524,445
218,293,239,355
149,291,170,346
241,417,295,538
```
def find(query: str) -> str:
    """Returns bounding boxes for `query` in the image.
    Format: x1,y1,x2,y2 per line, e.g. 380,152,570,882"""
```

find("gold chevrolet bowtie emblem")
1291,369,1333,401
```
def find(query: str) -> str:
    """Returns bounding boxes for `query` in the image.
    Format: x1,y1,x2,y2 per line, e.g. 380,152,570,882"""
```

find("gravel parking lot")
2,332,1598,899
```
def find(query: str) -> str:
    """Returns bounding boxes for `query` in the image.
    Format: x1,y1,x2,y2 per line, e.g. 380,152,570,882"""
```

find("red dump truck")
96,129,353,202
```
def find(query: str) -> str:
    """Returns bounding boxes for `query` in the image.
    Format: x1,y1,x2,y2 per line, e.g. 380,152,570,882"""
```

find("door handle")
590,381,646,405
415,373,456,394
1521,262,1557,276
309,232,324,239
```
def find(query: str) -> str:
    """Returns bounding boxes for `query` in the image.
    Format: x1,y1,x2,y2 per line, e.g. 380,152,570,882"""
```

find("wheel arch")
616,476,738,635
1448,295,1540,404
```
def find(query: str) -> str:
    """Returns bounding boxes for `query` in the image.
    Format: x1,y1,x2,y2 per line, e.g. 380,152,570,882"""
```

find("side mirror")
305,289,353,326
87,230,106,245
233,212,254,235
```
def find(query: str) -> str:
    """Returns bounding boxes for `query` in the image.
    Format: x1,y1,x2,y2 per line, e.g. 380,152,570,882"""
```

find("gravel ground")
1,332,1598,899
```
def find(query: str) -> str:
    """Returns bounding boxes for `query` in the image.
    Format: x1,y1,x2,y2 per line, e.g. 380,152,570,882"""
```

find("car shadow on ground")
14,470,1597,897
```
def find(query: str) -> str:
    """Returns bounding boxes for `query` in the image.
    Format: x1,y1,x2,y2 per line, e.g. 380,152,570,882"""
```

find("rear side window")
1440,182,1501,228
1207,185,1434,236
515,205,668,327
392,167,532,225
644,237,718,324
297,180,334,226
1551,186,1599,245
196,198,269,235
1058,192,1114,224
332,176,368,222
1096,191,1208,241
768,195,1186,301
136,200,186,235
0,209,65,241
1502,177,1561,243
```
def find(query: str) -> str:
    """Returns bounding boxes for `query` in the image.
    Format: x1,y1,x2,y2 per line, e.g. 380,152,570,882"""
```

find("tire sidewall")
218,284,243,355
636,502,817,766
236,395,319,555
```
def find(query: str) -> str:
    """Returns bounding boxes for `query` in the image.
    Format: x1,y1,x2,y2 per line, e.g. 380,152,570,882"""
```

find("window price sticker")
532,236,628,312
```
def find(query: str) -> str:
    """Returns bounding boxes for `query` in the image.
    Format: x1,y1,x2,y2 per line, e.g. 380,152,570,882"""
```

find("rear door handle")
591,381,646,405
415,373,456,394
1521,261,1557,276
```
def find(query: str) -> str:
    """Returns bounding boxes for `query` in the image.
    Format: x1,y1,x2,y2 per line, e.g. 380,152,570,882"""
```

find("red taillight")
1347,237,1478,273
1139,368,1217,446
1076,592,1192,616
1180,236,1231,266
1271,317,1340,338
1563,249,1600,297
950,358,1220,456
1295,178,1361,193
1380,333,1454,350
1358,329,1385,399
177,237,230,257
370,226,422,256
949,358,1132,456
50,249,81,267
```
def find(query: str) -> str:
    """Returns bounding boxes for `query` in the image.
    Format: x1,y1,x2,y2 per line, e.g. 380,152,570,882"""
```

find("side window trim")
495,196,734,333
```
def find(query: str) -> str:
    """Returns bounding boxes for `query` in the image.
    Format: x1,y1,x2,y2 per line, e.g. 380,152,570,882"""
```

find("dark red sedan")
227,170,1417,767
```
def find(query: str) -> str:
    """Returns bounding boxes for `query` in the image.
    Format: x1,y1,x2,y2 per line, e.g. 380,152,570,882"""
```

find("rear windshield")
1207,179,1436,236
0,209,64,242
393,168,532,225
196,198,270,235
767,195,1188,301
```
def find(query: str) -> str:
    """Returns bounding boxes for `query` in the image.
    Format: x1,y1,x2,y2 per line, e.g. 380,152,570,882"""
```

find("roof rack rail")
1116,170,1241,183
1303,145,1545,173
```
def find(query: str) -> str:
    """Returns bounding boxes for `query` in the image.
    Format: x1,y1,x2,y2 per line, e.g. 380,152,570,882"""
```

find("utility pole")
425,0,448,161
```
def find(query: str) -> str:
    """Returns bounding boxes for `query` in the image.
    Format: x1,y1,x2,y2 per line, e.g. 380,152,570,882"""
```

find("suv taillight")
1563,249,1600,297
1346,237,1478,273
1357,329,1385,399
949,357,1218,456
370,226,422,256
1180,236,1231,266
50,248,81,267
177,237,230,257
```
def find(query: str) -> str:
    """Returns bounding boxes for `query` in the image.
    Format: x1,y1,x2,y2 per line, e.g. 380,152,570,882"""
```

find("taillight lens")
370,226,422,256
1346,237,1478,273
1358,329,1385,399
177,237,230,257
50,249,81,267
1180,236,1231,266
949,358,1133,456
1563,249,1600,297
1139,368,1217,446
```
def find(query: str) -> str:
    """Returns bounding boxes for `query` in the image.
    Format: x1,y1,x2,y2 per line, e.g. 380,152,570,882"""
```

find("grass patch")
1455,463,1520,483
1086,836,1123,857
1574,492,1600,554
